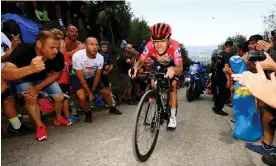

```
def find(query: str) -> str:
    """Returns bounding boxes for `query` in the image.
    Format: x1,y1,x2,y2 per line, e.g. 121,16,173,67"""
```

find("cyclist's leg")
168,78,178,129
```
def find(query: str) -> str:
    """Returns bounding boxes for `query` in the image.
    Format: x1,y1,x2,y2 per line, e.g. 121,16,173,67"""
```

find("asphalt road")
1,88,266,166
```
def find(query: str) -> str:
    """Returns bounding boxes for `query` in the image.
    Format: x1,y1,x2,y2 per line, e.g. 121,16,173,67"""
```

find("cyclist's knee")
171,80,177,88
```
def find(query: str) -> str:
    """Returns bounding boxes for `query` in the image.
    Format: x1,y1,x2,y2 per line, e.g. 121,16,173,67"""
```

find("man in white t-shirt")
1,31,32,138
71,37,122,123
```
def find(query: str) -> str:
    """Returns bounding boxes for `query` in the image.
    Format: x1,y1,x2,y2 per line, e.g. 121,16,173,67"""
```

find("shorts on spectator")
1,84,16,101
59,83,71,99
71,75,105,93
14,80,63,97
118,73,131,89
101,74,110,87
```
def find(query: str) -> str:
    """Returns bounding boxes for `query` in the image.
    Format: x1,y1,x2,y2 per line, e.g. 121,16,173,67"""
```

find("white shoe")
167,117,176,129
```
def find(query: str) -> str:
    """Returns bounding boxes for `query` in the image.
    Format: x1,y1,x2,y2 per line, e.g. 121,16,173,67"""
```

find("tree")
262,4,276,40
180,44,191,70
212,49,221,58
262,5,276,31
128,17,150,45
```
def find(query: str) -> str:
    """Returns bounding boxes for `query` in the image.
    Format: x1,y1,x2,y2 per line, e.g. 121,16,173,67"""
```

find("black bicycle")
132,71,177,162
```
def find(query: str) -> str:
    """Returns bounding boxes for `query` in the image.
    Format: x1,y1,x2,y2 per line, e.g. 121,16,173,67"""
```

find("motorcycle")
185,65,208,102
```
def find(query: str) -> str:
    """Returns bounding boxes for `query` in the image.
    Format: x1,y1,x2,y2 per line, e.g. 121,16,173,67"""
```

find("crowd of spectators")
211,29,276,166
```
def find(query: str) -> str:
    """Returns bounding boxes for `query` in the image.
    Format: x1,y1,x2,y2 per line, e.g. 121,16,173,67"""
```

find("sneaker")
262,153,276,166
109,107,122,115
36,124,48,141
225,103,233,108
60,25,66,31
215,110,228,116
85,111,92,123
167,117,176,129
66,115,80,123
54,116,72,126
213,107,228,116
246,141,276,155
6,123,34,136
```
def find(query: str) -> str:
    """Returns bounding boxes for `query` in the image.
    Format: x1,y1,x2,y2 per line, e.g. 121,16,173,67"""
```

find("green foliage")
180,44,191,68
217,34,247,55
128,17,150,45
212,49,221,58
262,5,276,40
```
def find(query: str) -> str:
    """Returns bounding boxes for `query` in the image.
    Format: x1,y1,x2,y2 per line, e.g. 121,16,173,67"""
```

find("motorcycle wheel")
186,85,194,102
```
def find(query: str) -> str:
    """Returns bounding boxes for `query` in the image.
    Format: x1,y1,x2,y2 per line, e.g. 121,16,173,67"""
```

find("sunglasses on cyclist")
151,35,170,42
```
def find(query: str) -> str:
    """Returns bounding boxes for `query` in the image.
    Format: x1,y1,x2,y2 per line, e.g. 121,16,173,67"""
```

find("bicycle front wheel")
132,90,160,162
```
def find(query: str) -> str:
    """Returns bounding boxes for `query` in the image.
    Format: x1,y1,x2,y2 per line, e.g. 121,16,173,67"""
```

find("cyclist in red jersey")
132,23,183,129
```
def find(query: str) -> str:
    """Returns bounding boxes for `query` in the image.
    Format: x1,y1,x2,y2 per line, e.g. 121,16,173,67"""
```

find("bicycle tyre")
132,90,160,162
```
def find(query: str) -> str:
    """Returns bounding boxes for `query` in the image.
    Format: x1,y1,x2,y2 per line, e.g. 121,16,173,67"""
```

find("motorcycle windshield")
189,65,199,75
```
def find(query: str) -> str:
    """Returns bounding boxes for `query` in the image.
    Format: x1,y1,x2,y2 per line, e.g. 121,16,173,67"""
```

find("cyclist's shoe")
246,141,276,155
167,117,176,130
36,124,48,141
67,115,80,123
54,116,72,126
85,110,92,123
262,153,276,166
109,107,122,115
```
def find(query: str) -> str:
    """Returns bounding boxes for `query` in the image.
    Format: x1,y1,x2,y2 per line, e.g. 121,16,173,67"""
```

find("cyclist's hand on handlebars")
165,67,175,79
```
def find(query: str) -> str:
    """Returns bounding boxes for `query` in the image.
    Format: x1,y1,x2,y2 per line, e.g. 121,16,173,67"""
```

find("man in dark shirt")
2,30,70,141
117,44,134,104
212,41,233,116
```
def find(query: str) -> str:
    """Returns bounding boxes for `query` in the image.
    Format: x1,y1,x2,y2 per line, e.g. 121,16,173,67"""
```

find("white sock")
9,117,22,130
58,19,64,27
171,108,176,118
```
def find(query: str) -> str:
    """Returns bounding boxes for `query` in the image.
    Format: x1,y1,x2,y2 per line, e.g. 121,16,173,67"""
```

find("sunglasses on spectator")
57,37,64,40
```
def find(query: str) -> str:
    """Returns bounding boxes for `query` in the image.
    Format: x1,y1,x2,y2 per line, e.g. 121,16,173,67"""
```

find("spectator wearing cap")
212,40,233,116
120,39,127,49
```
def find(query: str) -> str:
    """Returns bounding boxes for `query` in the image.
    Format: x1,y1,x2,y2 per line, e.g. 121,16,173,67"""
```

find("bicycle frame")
140,72,171,127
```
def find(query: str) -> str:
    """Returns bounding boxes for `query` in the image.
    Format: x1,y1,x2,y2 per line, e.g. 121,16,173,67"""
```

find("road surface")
1,88,266,166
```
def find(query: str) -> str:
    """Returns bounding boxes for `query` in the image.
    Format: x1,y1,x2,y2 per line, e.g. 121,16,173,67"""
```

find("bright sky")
129,0,275,46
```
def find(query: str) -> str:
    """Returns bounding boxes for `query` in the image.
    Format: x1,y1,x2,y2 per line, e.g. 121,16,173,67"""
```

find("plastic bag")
230,56,263,141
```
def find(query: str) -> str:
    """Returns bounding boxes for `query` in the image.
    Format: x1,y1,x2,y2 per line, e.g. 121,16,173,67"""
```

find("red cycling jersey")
139,39,183,66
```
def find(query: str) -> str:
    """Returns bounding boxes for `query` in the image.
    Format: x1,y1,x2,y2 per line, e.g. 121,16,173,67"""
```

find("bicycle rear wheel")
132,90,160,162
